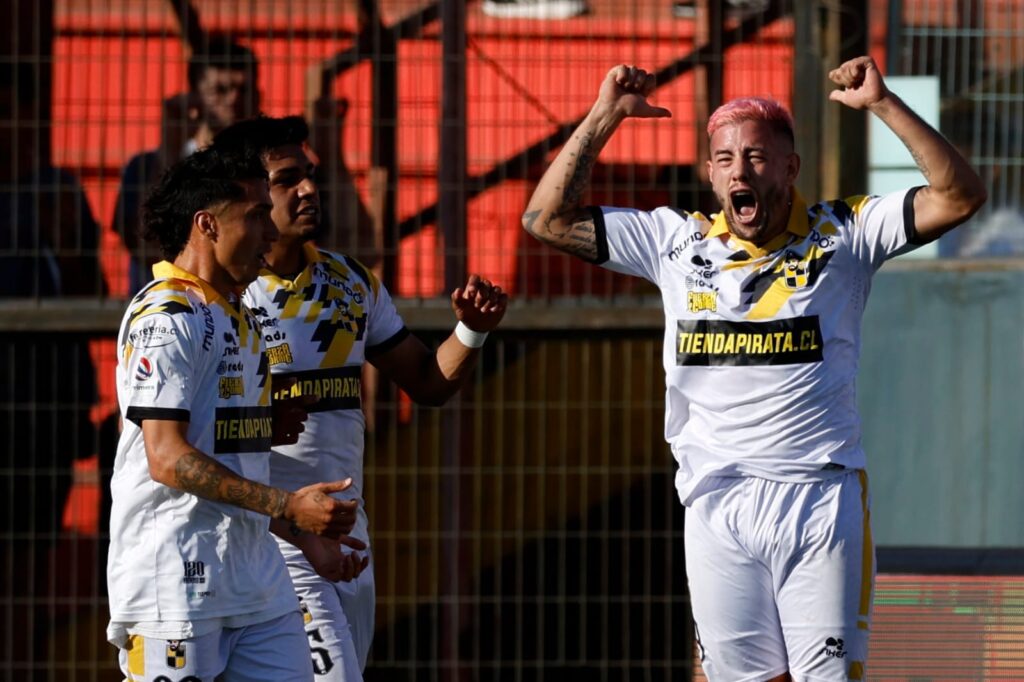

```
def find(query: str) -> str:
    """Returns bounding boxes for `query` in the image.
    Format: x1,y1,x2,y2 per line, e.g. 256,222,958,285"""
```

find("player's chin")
234,260,265,286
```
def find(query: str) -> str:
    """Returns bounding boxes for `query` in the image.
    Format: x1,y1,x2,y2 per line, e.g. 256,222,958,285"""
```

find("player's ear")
787,152,801,182
195,210,218,242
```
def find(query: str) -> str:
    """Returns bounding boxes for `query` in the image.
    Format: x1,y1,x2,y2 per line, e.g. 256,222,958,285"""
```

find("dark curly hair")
213,114,310,157
141,144,267,260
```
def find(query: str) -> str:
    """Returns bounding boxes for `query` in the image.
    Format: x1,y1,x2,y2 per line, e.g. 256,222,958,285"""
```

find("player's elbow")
952,170,989,221
147,460,177,487
144,449,179,488
946,183,988,230
521,209,545,240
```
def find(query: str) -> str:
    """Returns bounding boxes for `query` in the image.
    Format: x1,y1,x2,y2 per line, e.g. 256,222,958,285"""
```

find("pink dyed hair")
707,97,794,147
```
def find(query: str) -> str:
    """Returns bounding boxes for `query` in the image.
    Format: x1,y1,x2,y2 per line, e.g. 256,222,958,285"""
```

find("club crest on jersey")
166,640,186,669
299,598,313,625
782,251,809,289
134,356,154,382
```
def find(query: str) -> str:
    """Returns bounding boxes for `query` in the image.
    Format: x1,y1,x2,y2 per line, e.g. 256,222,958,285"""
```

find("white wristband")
455,321,488,348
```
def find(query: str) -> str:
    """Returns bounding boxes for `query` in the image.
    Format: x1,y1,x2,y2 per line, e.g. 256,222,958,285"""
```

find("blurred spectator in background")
0,59,102,677
112,37,259,294
0,62,105,297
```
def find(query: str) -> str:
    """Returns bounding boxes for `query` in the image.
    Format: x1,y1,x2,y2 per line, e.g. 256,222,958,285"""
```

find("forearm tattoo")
554,130,598,231
524,131,599,260
895,128,932,181
174,450,289,518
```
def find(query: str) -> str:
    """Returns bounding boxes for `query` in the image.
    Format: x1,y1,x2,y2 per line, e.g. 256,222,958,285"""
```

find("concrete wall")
860,262,1024,547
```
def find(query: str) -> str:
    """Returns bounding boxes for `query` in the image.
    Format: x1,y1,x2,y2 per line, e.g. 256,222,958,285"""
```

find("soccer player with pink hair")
522,56,986,681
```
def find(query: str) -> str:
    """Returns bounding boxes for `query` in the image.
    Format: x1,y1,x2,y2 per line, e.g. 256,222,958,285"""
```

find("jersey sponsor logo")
183,560,206,584
820,636,846,658
165,641,187,669
263,328,287,344
128,313,179,348
687,291,718,313
218,376,244,399
213,406,274,453
266,342,294,366
199,303,215,352
273,366,362,412
666,231,703,261
216,360,244,375
685,255,719,292
135,356,154,382
676,316,824,366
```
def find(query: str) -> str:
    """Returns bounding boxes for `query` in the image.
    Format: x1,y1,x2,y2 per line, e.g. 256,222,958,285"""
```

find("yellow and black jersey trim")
842,186,923,245
119,281,196,351
125,406,190,426
586,205,610,265
366,327,410,358
902,186,924,245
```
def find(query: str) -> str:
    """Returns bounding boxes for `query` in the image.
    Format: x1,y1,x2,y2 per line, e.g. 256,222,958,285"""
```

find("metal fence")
3,0,1024,679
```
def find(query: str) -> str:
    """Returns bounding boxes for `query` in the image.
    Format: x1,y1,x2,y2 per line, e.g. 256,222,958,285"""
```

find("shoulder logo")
128,313,179,348
135,356,154,382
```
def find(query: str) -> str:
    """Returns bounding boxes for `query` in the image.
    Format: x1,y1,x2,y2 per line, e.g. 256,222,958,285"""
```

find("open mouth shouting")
730,187,761,228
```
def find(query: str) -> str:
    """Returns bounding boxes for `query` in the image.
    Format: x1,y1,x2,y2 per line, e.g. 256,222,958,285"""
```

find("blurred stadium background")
1,0,1023,679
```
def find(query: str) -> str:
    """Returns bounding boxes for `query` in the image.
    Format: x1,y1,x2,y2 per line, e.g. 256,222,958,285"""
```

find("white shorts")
118,611,313,681
291,549,376,680
684,470,875,682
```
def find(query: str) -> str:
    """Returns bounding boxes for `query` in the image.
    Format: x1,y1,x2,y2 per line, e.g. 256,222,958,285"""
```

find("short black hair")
187,38,258,91
141,144,267,260
213,115,310,157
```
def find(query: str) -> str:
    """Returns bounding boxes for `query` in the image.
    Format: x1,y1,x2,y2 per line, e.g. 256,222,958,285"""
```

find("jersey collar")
152,260,260,351
259,242,326,291
707,189,810,257
152,261,223,304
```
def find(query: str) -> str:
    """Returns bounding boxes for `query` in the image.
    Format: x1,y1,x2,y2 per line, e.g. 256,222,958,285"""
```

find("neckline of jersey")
707,189,811,258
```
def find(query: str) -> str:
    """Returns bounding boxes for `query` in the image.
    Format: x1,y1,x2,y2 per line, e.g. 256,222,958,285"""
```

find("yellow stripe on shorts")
126,634,145,678
857,470,874,620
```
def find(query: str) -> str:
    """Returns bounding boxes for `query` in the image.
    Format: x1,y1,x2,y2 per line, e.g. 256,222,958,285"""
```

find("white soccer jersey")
108,262,297,634
594,187,922,505
243,244,407,550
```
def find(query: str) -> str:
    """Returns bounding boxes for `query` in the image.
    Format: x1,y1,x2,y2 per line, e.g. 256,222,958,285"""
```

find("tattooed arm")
141,419,358,539
522,65,671,261
828,56,986,241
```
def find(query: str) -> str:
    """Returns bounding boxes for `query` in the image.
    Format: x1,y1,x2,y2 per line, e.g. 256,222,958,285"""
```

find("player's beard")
722,183,790,245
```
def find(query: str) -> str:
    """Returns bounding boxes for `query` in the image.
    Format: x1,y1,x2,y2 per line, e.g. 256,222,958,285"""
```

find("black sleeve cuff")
586,205,610,265
366,326,411,357
125,406,190,426
903,186,926,245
